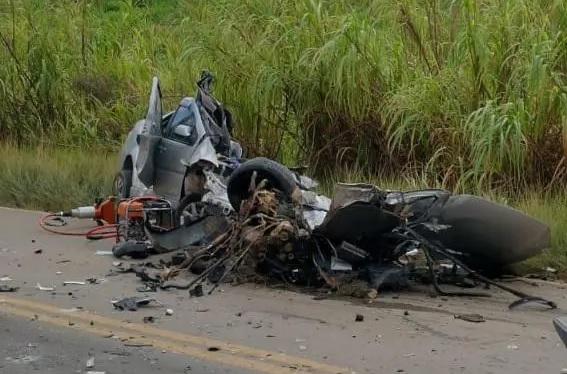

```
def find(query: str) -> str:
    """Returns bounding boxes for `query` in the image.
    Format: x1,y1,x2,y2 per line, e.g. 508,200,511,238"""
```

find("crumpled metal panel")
148,215,230,253
314,183,399,244
327,183,385,212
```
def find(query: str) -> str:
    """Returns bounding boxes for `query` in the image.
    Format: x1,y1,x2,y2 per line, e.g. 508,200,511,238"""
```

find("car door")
135,77,163,187
153,99,200,205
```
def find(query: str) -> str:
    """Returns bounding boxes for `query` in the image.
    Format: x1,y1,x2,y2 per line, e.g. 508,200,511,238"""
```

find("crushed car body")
103,69,555,311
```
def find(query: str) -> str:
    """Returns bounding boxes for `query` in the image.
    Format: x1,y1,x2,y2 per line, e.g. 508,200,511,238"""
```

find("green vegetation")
2,0,567,191
1,0,567,271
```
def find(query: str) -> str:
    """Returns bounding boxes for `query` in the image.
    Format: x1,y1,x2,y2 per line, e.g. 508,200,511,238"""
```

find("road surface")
0,206,566,373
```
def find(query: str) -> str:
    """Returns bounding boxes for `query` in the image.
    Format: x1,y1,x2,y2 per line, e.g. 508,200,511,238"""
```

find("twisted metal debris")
111,173,557,311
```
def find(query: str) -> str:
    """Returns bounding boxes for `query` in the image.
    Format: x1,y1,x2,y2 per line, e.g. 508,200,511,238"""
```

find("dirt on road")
0,207,566,374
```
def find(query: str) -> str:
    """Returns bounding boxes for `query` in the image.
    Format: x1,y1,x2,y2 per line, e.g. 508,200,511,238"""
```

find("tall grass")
1,0,567,193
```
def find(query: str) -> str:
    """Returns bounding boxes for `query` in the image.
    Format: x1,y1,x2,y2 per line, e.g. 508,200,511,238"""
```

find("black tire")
113,169,133,199
226,157,297,212
174,192,203,226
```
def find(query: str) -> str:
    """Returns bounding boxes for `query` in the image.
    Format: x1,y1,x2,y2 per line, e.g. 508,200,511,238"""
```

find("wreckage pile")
112,172,558,311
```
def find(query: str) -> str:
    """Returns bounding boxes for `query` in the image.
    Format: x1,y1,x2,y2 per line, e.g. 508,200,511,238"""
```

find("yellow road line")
1,304,294,374
0,295,351,374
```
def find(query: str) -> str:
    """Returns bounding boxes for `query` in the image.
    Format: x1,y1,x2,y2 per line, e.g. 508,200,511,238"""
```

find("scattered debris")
507,344,519,350
103,350,132,356
299,345,307,351
165,308,174,316
35,283,55,291
355,314,364,322
95,250,113,256
60,307,81,313
111,297,162,311
0,285,18,292
143,316,155,323
109,178,557,312
124,342,153,347
86,356,95,368
0,276,13,281
63,281,87,286
196,308,210,313
454,313,486,323
189,285,204,298
86,371,106,374
86,277,105,284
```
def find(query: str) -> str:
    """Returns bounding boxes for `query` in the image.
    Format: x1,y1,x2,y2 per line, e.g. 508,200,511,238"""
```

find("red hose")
38,213,118,241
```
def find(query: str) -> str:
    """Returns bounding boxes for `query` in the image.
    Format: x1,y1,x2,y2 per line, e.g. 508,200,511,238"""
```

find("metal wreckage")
108,158,557,311
32,70,562,349
86,70,558,310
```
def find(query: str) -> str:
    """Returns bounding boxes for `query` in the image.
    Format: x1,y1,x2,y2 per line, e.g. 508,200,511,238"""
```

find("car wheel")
174,193,203,226
226,157,297,212
113,169,133,199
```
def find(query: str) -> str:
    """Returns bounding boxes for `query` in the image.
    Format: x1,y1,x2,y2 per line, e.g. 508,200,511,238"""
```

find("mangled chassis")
128,179,556,310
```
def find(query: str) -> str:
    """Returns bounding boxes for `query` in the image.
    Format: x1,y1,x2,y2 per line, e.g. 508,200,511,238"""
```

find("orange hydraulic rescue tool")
66,196,119,224
65,196,147,224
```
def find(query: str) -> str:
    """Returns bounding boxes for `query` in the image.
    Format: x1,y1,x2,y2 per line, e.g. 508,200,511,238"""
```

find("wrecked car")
112,71,242,220
112,70,329,227
106,69,554,309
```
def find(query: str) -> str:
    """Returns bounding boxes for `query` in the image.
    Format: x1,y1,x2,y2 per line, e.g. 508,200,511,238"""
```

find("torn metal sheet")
314,184,400,246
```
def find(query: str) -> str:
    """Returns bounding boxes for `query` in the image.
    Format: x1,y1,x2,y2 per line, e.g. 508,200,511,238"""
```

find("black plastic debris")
112,297,159,311
112,240,150,259
454,313,486,323
0,285,19,292
189,284,204,297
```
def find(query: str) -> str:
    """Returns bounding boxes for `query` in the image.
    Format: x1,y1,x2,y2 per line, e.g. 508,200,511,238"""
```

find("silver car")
112,72,243,215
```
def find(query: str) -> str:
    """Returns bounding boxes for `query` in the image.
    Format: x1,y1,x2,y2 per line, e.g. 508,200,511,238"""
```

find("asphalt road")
1,206,567,374
0,312,243,374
